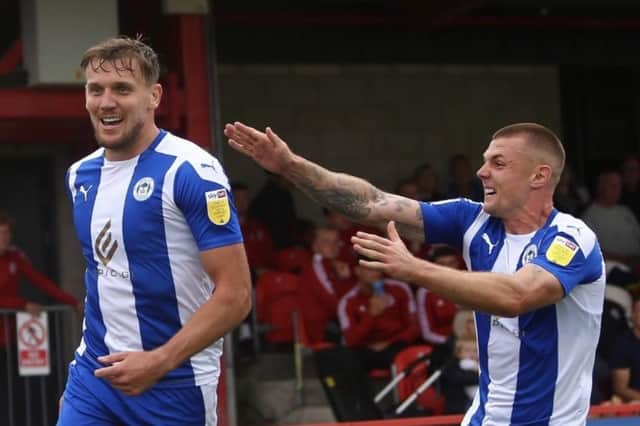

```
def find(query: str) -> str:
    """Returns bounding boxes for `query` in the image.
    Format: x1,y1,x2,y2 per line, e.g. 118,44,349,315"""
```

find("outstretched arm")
224,122,425,242
353,222,565,317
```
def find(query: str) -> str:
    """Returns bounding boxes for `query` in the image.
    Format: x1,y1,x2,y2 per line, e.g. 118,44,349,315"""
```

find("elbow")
494,296,528,318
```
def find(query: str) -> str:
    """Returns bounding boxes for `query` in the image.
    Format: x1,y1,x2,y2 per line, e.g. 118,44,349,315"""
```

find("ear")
149,83,163,110
531,164,552,188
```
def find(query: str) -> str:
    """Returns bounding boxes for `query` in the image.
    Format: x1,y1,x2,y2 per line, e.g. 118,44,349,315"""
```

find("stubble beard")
94,119,145,154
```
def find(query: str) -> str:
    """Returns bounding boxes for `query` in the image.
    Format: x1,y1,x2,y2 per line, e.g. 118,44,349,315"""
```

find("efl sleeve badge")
545,235,579,267
205,189,231,225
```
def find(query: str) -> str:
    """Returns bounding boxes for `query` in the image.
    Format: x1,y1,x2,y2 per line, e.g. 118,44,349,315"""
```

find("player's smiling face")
85,58,160,159
476,136,534,218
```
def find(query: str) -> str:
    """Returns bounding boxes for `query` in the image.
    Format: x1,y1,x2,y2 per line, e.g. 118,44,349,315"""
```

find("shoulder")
67,147,104,174
548,211,598,254
155,132,229,188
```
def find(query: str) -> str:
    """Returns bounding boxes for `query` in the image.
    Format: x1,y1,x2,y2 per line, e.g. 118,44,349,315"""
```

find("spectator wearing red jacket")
337,259,419,371
298,225,355,343
416,246,461,345
0,211,79,423
0,211,79,346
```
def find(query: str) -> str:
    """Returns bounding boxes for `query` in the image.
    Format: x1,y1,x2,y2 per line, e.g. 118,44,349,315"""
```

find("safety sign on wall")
16,312,50,376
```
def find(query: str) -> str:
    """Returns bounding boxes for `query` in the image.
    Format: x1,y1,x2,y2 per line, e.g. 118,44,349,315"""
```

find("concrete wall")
218,64,562,222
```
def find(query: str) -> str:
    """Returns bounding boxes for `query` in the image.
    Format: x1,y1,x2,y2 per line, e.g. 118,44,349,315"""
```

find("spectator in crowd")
395,177,421,201
581,169,640,273
298,225,355,344
323,208,360,266
0,210,79,423
553,163,590,216
337,257,419,371
620,154,640,222
440,310,479,414
232,181,274,277
610,297,640,402
445,154,483,202
250,172,299,249
416,246,460,345
411,163,444,202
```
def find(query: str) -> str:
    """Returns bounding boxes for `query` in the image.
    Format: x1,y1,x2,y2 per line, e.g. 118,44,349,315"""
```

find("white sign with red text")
16,312,50,376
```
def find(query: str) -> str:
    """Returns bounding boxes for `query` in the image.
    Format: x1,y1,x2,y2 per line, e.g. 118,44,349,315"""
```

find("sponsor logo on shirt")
133,177,154,202
545,236,578,267
205,189,231,225
97,266,130,280
78,184,93,202
481,233,497,255
95,220,118,266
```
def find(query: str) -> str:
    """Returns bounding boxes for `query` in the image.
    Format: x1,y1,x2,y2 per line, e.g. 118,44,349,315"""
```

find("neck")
503,201,553,234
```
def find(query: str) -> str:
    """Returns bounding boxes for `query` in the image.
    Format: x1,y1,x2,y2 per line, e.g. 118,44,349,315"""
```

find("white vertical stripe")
162,155,221,386
93,159,143,353
200,381,218,426
462,211,490,269
549,213,603,424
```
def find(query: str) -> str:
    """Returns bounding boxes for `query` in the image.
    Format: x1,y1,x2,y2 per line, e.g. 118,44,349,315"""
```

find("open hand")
94,350,169,396
224,122,294,174
352,221,419,282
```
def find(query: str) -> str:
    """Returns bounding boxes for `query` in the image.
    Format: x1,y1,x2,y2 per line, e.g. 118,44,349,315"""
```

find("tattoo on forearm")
395,220,425,242
286,162,380,221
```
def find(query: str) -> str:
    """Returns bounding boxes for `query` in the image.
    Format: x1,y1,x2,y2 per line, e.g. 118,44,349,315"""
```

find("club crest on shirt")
522,244,537,265
205,189,230,225
133,177,154,202
545,236,578,266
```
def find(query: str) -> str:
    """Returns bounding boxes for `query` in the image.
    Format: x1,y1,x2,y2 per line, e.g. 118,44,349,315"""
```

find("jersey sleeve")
530,227,603,295
420,198,483,249
174,159,243,251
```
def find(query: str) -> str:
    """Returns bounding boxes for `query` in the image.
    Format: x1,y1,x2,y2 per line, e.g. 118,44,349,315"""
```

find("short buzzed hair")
80,35,160,85
492,123,565,186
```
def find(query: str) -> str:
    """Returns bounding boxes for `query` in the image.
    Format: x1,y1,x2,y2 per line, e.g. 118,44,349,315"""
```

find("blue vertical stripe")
511,306,557,424
73,155,110,360
121,132,194,383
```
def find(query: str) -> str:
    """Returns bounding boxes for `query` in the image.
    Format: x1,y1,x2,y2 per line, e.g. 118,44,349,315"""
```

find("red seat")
255,271,299,343
272,246,312,274
295,308,334,351
393,344,445,415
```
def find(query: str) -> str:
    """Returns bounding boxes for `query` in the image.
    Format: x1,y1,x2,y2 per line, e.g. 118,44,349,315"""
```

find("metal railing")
0,305,80,426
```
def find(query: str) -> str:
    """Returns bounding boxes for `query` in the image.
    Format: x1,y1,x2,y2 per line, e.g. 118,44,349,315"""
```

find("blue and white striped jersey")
421,198,605,426
65,130,243,387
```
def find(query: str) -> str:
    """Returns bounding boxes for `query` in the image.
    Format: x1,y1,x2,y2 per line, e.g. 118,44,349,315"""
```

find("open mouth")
484,188,496,198
100,116,123,127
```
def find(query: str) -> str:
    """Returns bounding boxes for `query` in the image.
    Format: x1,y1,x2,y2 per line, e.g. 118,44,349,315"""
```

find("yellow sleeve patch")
205,189,231,225
545,236,578,267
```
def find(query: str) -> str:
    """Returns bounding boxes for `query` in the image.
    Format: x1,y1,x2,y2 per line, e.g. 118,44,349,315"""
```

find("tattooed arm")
224,122,425,242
